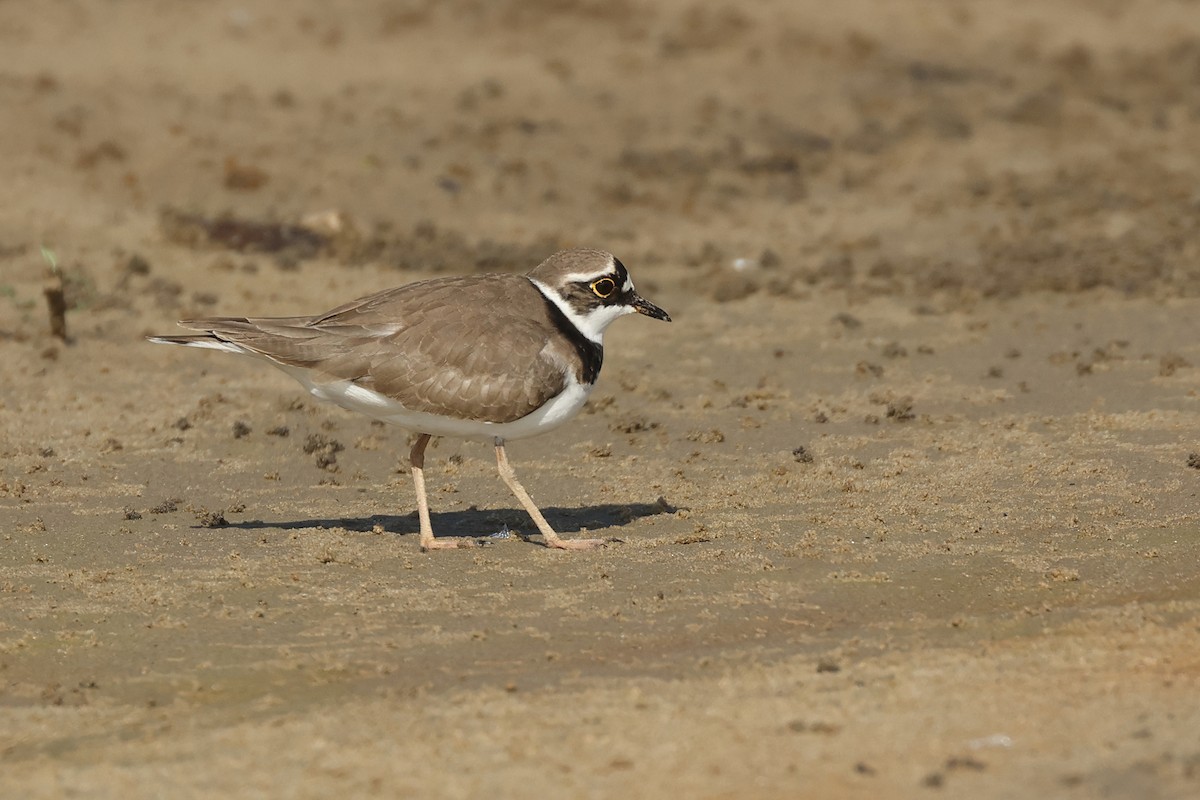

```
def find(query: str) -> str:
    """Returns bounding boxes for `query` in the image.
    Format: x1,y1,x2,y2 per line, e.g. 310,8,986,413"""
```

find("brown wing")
177,275,570,423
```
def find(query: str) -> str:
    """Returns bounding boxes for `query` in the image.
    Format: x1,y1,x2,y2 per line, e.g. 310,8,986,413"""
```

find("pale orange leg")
410,433,473,551
494,438,608,550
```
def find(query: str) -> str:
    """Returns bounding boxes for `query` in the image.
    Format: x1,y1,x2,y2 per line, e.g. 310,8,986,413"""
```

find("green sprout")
41,245,59,273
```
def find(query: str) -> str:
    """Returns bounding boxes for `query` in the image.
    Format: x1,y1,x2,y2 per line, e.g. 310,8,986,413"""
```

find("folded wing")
168,276,568,423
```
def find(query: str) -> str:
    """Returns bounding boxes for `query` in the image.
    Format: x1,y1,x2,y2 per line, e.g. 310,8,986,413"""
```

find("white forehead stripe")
559,270,613,284
557,254,622,285
558,263,634,294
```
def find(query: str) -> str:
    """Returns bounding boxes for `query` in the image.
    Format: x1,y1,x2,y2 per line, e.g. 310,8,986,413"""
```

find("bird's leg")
493,438,607,550
410,433,472,551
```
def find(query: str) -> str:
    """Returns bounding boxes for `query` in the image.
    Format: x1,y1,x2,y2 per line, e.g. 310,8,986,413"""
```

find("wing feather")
176,275,569,423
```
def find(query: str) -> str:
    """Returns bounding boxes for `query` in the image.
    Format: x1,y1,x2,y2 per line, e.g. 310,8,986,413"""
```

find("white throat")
528,277,634,345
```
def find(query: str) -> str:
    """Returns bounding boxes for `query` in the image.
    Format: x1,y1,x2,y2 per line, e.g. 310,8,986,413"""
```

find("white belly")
281,365,594,442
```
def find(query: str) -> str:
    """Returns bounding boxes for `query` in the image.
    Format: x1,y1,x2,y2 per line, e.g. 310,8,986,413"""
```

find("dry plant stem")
44,271,67,341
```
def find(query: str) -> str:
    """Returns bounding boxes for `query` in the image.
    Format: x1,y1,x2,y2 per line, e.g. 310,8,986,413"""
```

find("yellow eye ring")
591,277,617,298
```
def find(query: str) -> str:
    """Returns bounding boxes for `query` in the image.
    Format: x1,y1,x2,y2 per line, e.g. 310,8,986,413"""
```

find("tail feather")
147,333,246,354
148,317,333,362
149,314,382,377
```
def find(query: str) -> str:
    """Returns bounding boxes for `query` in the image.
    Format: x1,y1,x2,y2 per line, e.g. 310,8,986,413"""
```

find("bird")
148,248,671,551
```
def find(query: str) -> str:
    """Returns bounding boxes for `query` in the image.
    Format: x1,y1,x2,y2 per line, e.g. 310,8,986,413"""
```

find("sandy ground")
3,1,1200,797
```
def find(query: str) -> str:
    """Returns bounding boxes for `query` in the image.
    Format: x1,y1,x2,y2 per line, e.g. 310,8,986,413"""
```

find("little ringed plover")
149,248,671,551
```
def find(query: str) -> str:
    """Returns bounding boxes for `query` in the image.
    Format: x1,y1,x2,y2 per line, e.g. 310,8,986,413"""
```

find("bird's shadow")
212,501,676,544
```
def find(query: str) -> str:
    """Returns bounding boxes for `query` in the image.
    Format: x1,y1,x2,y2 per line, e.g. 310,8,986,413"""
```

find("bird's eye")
591,277,617,298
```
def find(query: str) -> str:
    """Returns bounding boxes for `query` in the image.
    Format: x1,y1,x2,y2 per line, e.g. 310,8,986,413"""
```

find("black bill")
630,293,671,322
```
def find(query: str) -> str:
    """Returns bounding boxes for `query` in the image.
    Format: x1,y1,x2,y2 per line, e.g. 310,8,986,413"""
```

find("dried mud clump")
792,446,814,463
611,416,658,434
856,361,884,378
149,498,181,514
832,312,862,330
1159,353,1191,377
886,397,915,421
195,508,228,528
303,433,344,471
223,157,269,191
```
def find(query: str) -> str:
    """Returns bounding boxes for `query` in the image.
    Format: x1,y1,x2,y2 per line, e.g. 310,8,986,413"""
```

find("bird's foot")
420,537,477,552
